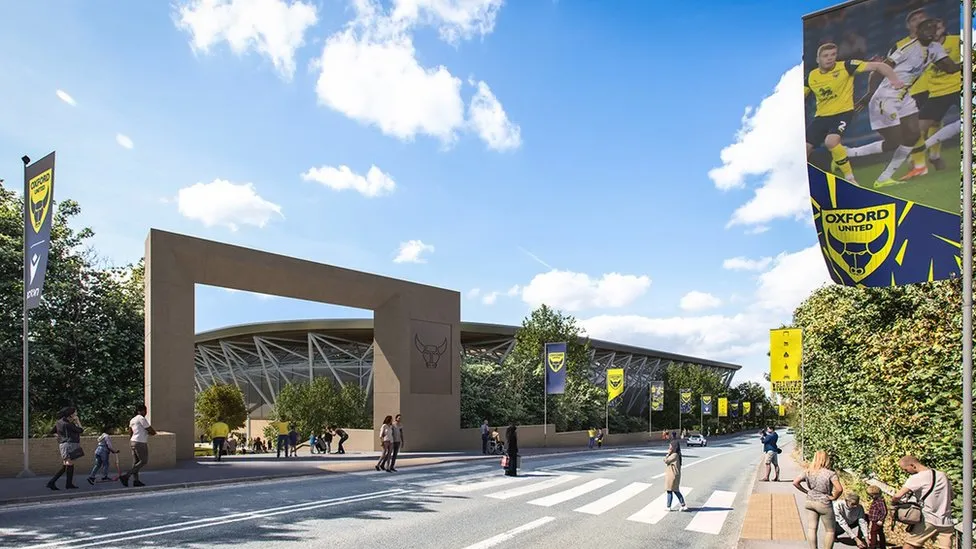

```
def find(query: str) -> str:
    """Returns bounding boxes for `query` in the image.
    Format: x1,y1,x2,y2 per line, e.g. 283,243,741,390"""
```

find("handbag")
500,455,509,468
68,446,85,460
893,470,936,526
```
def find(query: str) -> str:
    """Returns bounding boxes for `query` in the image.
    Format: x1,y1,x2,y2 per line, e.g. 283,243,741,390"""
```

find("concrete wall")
0,433,177,477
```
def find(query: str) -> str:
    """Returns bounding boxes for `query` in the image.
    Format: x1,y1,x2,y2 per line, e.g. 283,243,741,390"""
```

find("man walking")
389,414,404,472
892,455,955,549
211,418,229,462
760,426,780,481
120,404,156,487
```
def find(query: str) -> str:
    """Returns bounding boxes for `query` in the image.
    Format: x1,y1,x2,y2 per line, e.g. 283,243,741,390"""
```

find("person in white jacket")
833,492,869,547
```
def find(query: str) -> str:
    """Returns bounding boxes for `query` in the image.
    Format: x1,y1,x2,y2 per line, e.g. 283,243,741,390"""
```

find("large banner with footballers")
802,0,961,287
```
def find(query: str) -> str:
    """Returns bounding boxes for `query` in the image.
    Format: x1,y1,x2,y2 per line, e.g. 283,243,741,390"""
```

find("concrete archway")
144,229,461,460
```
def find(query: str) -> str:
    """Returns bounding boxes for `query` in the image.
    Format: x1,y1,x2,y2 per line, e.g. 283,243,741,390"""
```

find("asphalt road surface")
0,432,779,549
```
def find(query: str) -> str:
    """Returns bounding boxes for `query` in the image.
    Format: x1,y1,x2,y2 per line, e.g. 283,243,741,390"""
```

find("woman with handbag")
47,407,85,491
793,450,844,549
504,424,518,477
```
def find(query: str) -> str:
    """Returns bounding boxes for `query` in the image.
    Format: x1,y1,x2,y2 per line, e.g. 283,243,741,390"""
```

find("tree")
0,184,145,437
272,378,372,437
195,384,247,434
661,363,727,432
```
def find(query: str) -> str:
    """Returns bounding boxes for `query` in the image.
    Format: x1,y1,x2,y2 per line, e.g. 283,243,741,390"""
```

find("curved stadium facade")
194,319,742,418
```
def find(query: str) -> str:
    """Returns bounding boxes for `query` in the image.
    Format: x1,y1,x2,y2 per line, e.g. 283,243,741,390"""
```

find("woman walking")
664,436,688,511
376,415,394,472
504,424,519,477
47,407,84,491
792,450,843,549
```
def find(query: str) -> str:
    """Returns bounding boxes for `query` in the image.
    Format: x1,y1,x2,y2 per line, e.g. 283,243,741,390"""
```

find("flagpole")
960,1,973,546
18,155,33,478
542,345,548,448
648,385,652,437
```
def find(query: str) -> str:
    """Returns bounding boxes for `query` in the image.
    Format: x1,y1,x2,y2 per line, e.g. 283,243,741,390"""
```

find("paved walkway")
737,439,810,549
0,440,660,506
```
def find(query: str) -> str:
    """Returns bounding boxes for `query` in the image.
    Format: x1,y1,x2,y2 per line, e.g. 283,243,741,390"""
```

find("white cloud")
116,133,134,149
301,164,396,197
312,0,518,148
177,179,283,231
506,284,520,297
56,89,76,106
708,64,810,228
468,80,521,151
174,0,319,80
679,291,722,312
481,291,500,305
722,256,773,272
520,270,651,312
393,239,434,263
580,245,830,363
467,288,481,298
747,225,770,235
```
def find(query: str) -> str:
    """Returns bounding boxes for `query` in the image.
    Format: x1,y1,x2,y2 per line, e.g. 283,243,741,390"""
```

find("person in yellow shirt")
210,419,230,462
276,420,291,458
587,427,597,449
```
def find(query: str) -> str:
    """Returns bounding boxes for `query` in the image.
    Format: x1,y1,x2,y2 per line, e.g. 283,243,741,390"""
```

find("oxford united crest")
822,204,896,283
547,351,565,373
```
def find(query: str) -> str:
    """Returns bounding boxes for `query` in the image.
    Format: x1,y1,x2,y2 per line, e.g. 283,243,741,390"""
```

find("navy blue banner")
24,152,55,310
701,395,713,415
545,342,567,394
730,401,740,418
809,166,960,286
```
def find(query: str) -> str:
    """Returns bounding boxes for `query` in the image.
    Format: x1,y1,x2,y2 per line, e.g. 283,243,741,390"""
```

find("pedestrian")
288,425,298,456
596,428,604,448
87,425,119,484
47,407,84,491
792,450,843,549
663,435,688,511
309,432,318,454
376,415,394,471
211,418,229,462
389,414,404,472
891,455,955,549
321,429,333,454
504,424,519,477
480,420,490,454
120,403,156,487
587,426,596,449
865,485,887,549
333,426,348,454
275,419,290,458
760,426,781,481
833,492,869,547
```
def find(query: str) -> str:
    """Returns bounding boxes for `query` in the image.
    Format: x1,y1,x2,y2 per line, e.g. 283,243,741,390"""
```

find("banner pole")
18,158,33,479
960,1,973,546
542,345,547,448
648,386,652,436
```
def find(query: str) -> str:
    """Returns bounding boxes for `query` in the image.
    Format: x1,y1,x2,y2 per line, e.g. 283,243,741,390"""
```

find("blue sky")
0,0,864,387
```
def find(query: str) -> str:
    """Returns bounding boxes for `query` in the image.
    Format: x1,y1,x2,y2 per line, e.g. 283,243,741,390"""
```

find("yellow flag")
778,404,786,417
607,368,625,402
743,401,752,415
718,397,728,417
770,329,802,396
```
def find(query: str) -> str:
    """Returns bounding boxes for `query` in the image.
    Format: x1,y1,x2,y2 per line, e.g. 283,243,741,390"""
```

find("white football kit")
868,39,948,130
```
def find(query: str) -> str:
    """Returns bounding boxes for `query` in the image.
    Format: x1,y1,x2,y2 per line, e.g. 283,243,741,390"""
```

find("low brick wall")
0,433,177,477
458,424,653,450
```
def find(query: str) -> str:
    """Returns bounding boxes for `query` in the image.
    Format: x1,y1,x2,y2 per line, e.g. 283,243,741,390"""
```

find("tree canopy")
271,378,371,436
0,183,144,437
195,383,248,434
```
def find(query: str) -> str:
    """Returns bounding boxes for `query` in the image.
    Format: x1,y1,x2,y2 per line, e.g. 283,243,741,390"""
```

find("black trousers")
337,435,348,453
482,434,489,454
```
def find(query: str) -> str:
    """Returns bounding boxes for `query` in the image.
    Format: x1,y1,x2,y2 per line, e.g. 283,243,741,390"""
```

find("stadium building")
194,319,742,422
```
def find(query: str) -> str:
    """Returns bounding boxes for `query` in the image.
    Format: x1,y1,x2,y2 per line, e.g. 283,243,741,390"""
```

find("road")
0,432,778,549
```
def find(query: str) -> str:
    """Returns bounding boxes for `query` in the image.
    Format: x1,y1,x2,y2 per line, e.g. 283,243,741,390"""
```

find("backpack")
892,470,936,526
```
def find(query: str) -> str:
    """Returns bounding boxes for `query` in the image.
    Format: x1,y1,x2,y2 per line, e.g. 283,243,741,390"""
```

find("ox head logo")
415,335,448,369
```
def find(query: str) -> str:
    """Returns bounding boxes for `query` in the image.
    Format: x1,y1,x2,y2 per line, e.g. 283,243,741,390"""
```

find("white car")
686,433,707,447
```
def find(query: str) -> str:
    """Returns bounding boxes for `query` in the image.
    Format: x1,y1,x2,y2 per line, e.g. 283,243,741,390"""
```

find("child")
866,485,887,549
87,427,119,484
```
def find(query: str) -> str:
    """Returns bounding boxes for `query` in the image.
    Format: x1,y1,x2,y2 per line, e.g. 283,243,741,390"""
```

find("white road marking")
573,482,653,515
625,486,694,524
528,478,615,507
438,476,522,493
26,488,407,549
651,447,753,479
460,516,556,549
684,490,737,535
487,475,579,500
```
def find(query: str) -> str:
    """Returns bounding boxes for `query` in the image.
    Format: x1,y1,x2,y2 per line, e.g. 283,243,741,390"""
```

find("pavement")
0,432,765,548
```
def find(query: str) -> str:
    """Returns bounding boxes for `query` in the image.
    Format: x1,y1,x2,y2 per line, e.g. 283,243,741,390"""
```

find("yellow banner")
743,401,751,416
778,404,786,417
607,368,624,402
770,329,802,392
718,397,728,417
